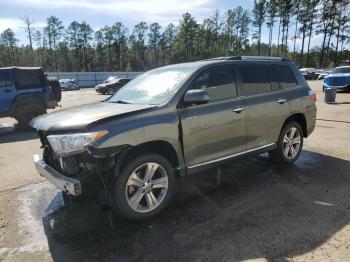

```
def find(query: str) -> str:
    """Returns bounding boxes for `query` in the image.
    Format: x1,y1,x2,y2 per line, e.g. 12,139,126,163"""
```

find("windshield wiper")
110,100,131,104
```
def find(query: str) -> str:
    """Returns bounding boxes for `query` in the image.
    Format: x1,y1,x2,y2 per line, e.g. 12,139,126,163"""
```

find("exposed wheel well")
283,113,307,137
10,94,46,116
118,140,180,174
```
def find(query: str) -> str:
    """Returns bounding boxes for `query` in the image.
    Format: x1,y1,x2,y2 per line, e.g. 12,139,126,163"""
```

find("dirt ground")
1,81,350,262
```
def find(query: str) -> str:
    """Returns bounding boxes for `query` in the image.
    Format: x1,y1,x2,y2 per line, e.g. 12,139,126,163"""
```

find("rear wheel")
269,121,303,164
112,153,175,221
15,104,46,130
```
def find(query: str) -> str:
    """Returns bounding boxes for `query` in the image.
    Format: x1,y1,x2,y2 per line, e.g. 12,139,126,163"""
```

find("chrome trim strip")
187,143,275,169
33,154,81,196
323,83,349,89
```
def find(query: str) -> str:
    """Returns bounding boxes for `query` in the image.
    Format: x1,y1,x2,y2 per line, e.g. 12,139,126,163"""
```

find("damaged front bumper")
33,154,82,196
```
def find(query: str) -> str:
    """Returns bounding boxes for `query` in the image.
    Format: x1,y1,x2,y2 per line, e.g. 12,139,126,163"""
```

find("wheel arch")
117,140,181,176
283,113,307,138
10,93,46,116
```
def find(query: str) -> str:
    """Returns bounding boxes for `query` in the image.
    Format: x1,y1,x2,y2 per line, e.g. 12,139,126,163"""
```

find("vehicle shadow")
0,128,38,143
42,150,350,261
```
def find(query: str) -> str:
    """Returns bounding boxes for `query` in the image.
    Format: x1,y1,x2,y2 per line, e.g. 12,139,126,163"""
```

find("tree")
317,0,338,67
44,16,64,71
176,13,198,62
111,22,128,70
1,3,350,71
266,0,278,56
148,23,161,67
161,23,177,64
252,0,267,55
235,6,251,54
0,29,18,65
133,22,148,69
22,16,35,63
67,21,82,70
305,0,321,65
79,22,93,71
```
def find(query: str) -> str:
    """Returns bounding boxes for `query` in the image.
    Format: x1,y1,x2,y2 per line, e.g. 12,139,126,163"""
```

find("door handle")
3,88,12,93
277,98,287,104
232,106,245,113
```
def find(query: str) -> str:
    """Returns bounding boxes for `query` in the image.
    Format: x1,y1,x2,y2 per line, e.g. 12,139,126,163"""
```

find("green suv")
31,56,317,221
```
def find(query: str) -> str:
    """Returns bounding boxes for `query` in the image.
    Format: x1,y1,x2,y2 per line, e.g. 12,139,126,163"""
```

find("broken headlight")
47,130,109,157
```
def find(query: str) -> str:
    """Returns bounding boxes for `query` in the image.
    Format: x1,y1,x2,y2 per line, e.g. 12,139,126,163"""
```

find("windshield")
105,76,116,83
108,66,194,105
331,67,350,74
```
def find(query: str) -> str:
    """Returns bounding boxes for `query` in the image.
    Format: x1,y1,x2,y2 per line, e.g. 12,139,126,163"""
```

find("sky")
0,0,320,50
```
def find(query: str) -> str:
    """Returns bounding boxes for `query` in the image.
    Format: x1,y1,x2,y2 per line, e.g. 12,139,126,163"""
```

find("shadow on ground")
41,151,350,261
0,129,38,143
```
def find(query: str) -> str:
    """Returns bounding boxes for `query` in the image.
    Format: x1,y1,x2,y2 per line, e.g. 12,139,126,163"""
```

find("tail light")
309,90,316,102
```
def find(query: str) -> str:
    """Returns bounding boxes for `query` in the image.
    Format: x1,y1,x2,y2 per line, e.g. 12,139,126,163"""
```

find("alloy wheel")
282,127,301,159
125,162,169,213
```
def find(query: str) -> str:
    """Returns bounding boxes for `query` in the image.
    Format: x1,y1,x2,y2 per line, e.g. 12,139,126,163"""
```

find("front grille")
38,131,60,170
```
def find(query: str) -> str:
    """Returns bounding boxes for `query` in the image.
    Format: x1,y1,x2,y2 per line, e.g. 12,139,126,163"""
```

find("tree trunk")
108,43,111,71
324,18,335,67
334,23,341,66
258,25,262,56
319,27,328,67
306,0,316,66
268,21,274,56
277,17,281,56
292,16,298,61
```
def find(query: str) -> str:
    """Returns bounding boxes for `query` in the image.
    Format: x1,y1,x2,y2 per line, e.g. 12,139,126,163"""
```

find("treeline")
0,0,349,72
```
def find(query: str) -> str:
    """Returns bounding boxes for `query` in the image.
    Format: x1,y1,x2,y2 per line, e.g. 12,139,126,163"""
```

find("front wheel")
269,121,303,164
112,153,175,221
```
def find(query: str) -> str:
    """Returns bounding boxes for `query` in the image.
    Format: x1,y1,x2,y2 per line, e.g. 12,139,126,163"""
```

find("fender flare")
10,93,46,116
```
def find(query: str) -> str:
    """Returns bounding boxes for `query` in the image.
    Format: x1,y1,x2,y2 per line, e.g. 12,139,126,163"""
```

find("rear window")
239,64,271,95
14,69,46,89
0,71,12,87
275,65,298,89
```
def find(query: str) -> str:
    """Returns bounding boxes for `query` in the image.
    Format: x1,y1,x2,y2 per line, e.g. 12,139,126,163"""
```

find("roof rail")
202,57,229,61
225,56,291,62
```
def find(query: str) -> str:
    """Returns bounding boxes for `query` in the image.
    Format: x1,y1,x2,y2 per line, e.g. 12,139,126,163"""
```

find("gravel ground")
1,81,350,262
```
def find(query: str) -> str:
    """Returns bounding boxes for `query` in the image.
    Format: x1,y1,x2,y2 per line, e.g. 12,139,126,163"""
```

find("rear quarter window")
274,65,299,89
14,69,46,89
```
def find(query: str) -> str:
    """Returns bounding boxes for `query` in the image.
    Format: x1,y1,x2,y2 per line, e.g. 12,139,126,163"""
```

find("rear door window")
191,65,236,101
0,71,12,87
238,64,272,95
274,65,299,89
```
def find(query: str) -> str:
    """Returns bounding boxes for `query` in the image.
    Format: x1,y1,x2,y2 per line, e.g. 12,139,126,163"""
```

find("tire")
268,121,303,164
107,87,115,95
112,153,175,221
15,104,46,130
47,77,62,102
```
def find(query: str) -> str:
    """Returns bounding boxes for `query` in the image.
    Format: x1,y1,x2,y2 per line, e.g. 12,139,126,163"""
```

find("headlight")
47,130,109,156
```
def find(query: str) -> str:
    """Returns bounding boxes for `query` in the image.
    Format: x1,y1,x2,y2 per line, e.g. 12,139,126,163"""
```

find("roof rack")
225,56,291,62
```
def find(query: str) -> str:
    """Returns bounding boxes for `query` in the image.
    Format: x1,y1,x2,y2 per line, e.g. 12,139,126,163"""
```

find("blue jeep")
323,66,350,92
0,67,61,129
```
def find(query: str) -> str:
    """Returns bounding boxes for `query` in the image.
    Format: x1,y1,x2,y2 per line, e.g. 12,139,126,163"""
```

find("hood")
326,73,350,78
324,73,350,87
95,83,106,89
31,102,155,131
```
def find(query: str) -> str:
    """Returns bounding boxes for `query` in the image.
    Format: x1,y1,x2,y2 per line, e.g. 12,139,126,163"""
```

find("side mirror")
183,89,210,105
